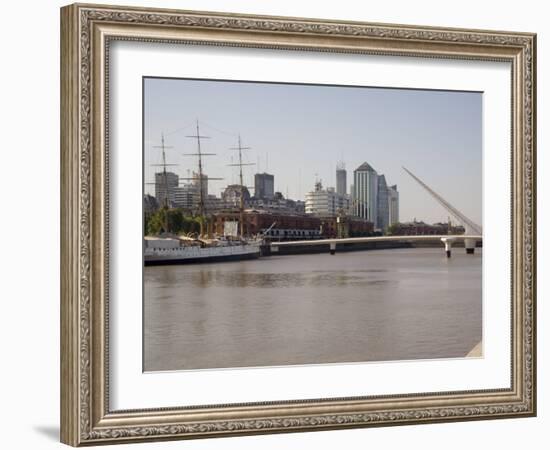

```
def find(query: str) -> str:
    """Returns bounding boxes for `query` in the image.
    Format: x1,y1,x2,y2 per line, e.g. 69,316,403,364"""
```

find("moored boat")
145,121,263,265
144,236,261,265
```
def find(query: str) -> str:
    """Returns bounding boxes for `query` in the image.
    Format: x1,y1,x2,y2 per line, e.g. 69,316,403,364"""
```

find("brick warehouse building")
213,211,374,240
318,216,374,238
213,211,322,240
388,221,465,236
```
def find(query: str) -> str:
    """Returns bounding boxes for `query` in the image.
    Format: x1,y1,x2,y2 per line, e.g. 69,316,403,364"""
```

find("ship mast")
148,133,177,233
159,134,170,209
228,135,254,237
183,119,222,236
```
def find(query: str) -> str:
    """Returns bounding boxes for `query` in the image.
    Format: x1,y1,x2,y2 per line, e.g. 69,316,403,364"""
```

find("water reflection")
144,248,482,371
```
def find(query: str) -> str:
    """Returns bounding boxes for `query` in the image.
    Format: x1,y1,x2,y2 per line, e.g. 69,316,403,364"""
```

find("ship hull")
144,241,261,266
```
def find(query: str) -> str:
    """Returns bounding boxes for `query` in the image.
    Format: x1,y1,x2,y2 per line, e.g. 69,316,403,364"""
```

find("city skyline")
144,77,482,225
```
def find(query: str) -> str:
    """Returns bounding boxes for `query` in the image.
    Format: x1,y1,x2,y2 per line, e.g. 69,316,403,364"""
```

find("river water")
144,248,482,371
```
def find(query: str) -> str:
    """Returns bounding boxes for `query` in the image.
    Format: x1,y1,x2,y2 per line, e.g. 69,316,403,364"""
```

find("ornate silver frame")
60,3,536,446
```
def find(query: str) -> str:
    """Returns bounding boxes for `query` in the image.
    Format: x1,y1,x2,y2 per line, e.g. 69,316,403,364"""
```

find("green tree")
145,208,204,236
145,207,169,235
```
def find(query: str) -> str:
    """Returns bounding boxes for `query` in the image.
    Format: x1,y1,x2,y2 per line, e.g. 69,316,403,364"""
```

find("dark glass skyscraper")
254,172,274,199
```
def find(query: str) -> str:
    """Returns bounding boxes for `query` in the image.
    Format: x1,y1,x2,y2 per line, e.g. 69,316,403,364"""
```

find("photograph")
143,77,483,372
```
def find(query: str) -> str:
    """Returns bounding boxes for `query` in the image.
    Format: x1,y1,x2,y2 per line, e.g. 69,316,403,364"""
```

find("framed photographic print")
60,3,537,446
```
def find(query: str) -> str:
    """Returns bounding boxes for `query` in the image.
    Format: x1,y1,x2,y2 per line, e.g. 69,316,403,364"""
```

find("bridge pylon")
403,167,482,254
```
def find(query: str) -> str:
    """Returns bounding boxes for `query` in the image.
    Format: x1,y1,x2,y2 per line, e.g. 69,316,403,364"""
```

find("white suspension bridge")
271,167,482,258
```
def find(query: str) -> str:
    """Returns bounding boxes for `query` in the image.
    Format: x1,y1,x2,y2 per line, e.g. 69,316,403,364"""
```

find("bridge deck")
270,235,482,248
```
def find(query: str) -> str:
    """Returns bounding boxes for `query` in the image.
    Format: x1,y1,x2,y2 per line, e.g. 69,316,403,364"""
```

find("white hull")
144,240,261,265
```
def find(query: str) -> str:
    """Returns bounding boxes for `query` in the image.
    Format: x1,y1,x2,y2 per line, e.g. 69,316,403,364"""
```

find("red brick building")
318,216,374,238
213,211,322,239
388,221,465,236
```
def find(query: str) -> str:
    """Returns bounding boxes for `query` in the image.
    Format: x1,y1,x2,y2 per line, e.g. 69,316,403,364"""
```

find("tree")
145,208,203,236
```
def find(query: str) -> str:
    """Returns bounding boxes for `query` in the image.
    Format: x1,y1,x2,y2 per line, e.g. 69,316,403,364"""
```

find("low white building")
172,183,197,209
305,181,350,217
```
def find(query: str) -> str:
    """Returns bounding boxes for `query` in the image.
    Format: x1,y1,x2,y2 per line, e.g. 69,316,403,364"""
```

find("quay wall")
261,239,482,256
262,241,412,256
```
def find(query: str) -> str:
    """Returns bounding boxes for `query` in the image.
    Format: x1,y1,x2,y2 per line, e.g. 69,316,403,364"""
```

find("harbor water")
144,248,482,371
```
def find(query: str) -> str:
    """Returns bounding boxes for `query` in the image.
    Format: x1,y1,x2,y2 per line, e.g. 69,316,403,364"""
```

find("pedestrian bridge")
270,234,482,257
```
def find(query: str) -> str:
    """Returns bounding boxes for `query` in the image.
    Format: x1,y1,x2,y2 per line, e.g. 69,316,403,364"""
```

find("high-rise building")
352,162,398,231
192,171,208,198
154,171,179,207
377,174,389,232
388,184,400,225
336,162,347,196
353,162,378,224
254,172,274,200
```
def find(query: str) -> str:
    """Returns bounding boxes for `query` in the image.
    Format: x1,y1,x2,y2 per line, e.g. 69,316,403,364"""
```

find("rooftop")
355,162,376,172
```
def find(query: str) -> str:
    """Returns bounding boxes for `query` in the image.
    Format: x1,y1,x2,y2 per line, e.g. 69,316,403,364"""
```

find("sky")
144,77,482,225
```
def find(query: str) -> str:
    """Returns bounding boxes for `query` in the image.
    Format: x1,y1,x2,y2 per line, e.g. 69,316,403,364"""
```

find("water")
144,248,482,371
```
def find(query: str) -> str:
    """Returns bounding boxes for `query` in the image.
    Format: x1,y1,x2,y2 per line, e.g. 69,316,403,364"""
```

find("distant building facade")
388,221,465,236
318,216,374,239
213,211,322,239
161,171,217,211
353,162,378,225
192,171,208,199
352,162,399,232
172,183,197,210
248,196,305,215
204,194,228,213
376,174,389,232
222,185,251,207
254,172,274,200
154,171,179,207
143,194,159,214
388,184,399,225
336,162,347,196
305,181,350,217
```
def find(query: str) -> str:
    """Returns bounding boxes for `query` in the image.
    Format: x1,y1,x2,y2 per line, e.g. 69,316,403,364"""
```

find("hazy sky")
144,77,482,225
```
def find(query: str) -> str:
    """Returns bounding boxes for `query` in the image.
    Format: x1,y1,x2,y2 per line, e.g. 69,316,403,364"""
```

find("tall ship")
144,120,261,266
144,235,261,266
